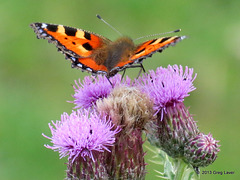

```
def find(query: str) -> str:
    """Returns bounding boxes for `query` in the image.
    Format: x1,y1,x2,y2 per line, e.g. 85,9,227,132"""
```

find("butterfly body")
92,37,135,71
30,23,185,77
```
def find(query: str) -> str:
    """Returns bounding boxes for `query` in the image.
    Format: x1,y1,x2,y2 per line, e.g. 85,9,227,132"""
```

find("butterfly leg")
92,78,96,84
121,64,146,79
121,69,126,82
136,63,146,78
140,63,146,73
127,63,146,78
105,76,113,87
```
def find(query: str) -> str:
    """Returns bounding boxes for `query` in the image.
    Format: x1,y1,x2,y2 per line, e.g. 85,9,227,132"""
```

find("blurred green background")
1,0,239,179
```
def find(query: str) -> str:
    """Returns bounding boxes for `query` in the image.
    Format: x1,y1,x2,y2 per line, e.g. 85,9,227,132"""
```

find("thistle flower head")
42,109,120,162
94,86,149,179
184,133,220,167
96,86,155,133
136,65,196,112
71,74,131,109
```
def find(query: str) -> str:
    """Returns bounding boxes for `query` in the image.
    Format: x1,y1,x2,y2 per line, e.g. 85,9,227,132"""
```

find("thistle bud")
184,133,220,167
151,102,200,158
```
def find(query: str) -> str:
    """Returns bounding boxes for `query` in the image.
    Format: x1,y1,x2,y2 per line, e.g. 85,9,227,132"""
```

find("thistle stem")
174,158,188,180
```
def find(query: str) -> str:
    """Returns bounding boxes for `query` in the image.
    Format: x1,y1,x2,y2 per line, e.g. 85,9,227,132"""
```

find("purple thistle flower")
136,65,197,113
71,74,131,109
42,109,120,163
141,65,200,159
141,64,220,171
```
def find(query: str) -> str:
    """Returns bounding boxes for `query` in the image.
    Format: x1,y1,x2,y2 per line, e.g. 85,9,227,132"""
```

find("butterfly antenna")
96,14,122,36
134,29,181,41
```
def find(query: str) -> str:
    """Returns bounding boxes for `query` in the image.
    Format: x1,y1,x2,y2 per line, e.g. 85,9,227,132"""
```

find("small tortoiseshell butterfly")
30,21,185,77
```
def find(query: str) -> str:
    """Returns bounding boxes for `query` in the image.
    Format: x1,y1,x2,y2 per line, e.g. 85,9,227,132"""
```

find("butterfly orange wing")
30,23,111,75
109,36,185,76
131,36,186,63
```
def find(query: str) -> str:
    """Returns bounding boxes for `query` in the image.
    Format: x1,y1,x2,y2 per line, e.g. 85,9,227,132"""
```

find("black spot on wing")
84,32,91,40
64,26,77,36
159,37,170,43
149,39,157,45
135,48,145,55
82,42,93,51
47,24,58,32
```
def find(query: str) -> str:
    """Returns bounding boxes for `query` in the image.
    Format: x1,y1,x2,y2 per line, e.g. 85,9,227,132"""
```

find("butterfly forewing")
30,23,111,58
130,36,186,63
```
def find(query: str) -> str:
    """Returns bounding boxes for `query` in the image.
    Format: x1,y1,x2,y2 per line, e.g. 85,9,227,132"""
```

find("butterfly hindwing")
66,55,108,75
